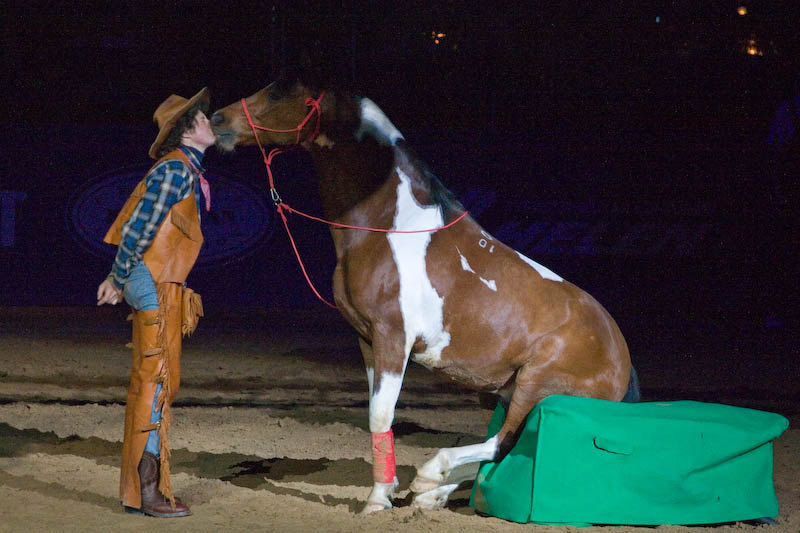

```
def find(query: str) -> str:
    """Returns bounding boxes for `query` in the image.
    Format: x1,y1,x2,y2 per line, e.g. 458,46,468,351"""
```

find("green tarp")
470,395,789,526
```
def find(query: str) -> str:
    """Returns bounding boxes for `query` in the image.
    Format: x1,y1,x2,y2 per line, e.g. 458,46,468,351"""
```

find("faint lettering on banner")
0,191,27,247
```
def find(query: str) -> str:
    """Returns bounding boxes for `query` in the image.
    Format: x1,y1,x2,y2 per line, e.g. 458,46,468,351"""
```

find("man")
97,87,215,518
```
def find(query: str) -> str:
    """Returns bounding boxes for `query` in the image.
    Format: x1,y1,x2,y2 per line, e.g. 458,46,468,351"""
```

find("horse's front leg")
359,335,409,514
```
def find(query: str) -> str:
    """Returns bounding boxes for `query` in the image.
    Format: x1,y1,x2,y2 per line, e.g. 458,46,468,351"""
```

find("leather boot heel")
135,452,191,518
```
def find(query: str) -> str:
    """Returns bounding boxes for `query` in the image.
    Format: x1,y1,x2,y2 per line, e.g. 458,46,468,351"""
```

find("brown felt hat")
148,87,210,159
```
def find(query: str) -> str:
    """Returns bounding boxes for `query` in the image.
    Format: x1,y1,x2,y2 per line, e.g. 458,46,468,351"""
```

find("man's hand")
97,279,123,306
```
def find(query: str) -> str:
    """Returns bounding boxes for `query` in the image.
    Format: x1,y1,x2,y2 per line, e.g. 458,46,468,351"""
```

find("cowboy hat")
148,87,210,159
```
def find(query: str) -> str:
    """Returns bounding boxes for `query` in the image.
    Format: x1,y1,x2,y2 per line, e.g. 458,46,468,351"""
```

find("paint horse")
211,80,636,513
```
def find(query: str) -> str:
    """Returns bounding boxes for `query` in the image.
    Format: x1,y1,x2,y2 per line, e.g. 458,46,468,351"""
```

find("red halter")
241,91,324,145
240,92,468,308
241,92,324,203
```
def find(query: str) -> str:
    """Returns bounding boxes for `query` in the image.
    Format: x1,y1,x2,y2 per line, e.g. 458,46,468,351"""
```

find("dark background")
1,1,797,399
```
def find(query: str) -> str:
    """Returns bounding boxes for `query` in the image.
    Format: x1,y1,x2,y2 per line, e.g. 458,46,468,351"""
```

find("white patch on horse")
411,435,500,494
370,371,404,433
516,251,564,282
366,367,374,397
456,247,497,292
356,98,404,146
387,169,451,369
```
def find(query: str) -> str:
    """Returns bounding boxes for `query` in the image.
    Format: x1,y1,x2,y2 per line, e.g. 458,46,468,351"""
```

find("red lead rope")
241,95,468,308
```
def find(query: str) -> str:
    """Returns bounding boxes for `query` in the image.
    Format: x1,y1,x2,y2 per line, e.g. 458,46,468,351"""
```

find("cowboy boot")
120,308,163,509
125,452,191,518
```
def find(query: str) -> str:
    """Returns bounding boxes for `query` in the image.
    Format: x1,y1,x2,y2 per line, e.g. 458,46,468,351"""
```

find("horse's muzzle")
213,130,237,152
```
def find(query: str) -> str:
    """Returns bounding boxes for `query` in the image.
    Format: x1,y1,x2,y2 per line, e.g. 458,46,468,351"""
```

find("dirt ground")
0,306,797,533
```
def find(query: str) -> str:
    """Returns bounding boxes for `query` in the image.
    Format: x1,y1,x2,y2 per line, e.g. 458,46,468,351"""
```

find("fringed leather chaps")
119,282,184,509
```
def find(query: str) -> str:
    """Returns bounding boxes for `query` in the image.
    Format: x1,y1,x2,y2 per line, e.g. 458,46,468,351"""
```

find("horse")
211,80,637,513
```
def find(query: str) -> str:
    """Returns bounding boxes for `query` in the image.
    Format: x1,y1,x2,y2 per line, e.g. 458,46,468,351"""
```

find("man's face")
183,111,217,149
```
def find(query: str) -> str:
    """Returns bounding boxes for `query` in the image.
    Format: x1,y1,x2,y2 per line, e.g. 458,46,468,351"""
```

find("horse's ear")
295,45,328,92
275,37,349,93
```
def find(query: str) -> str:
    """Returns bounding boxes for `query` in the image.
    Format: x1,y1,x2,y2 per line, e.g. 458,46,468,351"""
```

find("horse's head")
211,80,322,151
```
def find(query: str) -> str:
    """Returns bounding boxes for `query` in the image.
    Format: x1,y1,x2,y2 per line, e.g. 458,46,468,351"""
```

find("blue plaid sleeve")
108,160,194,289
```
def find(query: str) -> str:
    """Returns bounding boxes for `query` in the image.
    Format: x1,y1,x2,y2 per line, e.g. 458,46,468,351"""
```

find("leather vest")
104,149,204,284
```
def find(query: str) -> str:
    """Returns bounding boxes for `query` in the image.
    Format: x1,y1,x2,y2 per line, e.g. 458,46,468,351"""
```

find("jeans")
144,384,163,456
123,262,162,455
123,262,158,311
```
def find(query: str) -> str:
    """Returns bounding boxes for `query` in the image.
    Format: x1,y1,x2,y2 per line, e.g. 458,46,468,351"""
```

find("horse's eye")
269,90,282,102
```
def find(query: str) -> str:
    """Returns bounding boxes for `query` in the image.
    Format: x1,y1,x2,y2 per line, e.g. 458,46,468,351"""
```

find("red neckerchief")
181,149,211,211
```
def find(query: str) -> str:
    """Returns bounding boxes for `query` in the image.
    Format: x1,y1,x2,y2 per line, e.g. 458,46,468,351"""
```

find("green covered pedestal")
470,395,788,526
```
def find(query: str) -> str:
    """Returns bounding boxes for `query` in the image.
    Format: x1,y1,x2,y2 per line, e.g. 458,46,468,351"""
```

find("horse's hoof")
411,485,454,510
360,501,390,514
409,474,440,494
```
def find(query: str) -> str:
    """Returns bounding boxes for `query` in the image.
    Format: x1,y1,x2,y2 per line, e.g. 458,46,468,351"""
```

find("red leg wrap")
371,429,396,484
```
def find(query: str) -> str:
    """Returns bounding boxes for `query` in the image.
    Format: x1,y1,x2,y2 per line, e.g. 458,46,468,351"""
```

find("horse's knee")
368,373,405,432
368,394,396,433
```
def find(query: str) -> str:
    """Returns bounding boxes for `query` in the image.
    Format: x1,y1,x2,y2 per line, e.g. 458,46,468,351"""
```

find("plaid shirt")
108,146,204,289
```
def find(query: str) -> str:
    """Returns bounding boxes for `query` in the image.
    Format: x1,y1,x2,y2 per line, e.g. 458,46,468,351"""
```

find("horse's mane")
311,85,465,221
396,140,464,220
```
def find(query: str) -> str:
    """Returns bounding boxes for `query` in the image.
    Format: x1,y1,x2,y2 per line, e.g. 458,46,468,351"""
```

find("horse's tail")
622,365,641,403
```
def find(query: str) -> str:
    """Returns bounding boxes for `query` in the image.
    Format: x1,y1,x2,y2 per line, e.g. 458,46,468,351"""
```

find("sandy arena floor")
0,306,796,532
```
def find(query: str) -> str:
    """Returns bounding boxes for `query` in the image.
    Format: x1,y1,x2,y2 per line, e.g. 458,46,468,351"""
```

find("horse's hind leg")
359,335,409,513
409,436,500,508
410,363,548,509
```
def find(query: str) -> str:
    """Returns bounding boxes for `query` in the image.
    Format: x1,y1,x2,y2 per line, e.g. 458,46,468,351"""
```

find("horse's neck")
310,94,452,240
311,140,401,223
310,93,411,220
